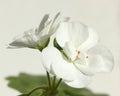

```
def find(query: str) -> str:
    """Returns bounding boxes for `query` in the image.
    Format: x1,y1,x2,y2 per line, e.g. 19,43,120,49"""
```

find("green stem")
54,78,62,90
28,86,47,96
46,71,52,89
52,76,56,89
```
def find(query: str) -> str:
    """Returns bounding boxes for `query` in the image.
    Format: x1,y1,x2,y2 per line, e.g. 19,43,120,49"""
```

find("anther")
77,50,80,54
86,56,89,59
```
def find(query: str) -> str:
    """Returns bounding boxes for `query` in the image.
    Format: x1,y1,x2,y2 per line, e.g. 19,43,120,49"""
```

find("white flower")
42,21,114,88
8,12,61,51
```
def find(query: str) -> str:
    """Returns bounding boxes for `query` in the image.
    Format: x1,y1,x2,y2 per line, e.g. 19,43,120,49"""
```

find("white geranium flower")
42,21,114,88
8,12,61,51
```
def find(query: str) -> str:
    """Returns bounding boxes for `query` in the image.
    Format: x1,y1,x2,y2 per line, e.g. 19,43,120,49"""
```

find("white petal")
64,68,91,88
42,46,75,81
55,22,70,47
9,29,38,48
42,46,55,74
49,12,61,35
38,12,61,38
75,45,114,76
63,42,77,61
38,21,51,37
56,22,89,48
78,27,99,52
63,17,70,22
52,58,76,82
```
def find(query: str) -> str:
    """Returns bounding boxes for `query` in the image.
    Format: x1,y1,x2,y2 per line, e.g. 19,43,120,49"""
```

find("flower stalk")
54,78,62,90
18,86,48,96
46,71,62,90
52,76,56,89
46,71,52,89
19,72,62,96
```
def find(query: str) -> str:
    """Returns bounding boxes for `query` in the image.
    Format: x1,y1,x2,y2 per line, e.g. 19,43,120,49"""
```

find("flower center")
73,50,89,63
61,49,89,64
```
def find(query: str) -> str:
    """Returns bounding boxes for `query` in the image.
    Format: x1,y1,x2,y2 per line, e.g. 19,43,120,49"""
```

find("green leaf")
6,73,47,96
58,82,109,96
6,73,109,96
18,94,29,96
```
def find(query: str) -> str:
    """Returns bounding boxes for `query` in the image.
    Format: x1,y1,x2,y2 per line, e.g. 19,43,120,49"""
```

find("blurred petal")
9,13,61,49
9,29,38,48
49,12,61,35
78,27,99,52
38,14,49,32
75,45,114,75
38,21,51,37
38,12,61,40
63,17,70,22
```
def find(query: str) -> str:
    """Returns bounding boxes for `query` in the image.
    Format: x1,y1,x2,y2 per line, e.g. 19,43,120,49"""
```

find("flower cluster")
9,12,114,88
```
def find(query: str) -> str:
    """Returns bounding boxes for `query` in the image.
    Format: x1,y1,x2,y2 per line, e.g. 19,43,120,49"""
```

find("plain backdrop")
0,0,120,96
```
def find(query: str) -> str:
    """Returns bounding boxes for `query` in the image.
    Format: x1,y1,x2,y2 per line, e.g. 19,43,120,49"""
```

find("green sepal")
37,37,50,51
54,38,71,61
54,38,63,51
37,45,44,51
43,37,50,48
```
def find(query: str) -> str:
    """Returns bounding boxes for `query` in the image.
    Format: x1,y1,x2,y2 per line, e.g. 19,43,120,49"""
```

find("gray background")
0,0,120,96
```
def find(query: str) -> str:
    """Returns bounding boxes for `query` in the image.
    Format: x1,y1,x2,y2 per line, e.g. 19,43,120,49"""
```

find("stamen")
74,50,81,61
77,50,80,54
